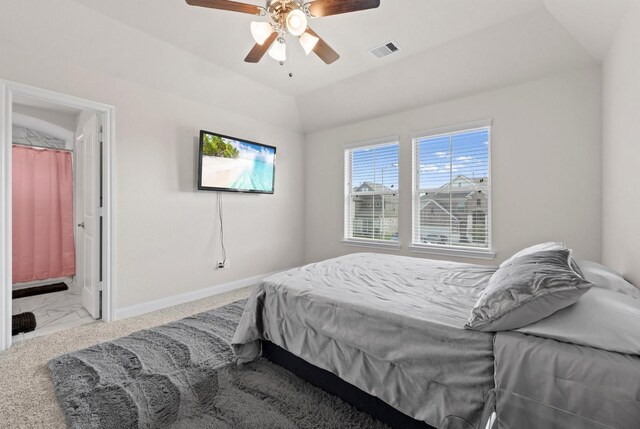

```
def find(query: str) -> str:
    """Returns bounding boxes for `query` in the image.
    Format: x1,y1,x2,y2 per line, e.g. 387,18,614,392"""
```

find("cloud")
438,163,462,173
420,164,439,172
434,151,448,158
422,161,471,175
227,139,275,163
456,156,473,161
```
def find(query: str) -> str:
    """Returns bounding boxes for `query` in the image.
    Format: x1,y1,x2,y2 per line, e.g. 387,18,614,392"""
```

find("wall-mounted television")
198,130,276,194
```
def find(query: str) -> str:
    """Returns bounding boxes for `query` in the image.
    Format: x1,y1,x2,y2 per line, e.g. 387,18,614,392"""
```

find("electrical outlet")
217,261,225,269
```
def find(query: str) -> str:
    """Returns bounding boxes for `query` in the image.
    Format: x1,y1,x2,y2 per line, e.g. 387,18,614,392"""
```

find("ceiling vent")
370,41,400,59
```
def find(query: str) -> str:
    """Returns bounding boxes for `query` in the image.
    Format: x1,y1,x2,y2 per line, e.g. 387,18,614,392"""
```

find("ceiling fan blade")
244,32,278,63
305,28,340,64
307,0,380,17
185,0,262,15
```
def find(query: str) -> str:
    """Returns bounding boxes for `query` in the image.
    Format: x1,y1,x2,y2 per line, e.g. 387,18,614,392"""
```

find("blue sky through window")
351,144,399,191
417,129,489,189
350,130,488,192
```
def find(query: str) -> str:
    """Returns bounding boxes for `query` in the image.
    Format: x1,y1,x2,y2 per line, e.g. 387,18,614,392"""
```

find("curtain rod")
12,142,73,153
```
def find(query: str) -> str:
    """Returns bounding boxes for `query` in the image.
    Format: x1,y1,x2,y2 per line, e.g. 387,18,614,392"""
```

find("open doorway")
0,81,115,351
11,97,99,340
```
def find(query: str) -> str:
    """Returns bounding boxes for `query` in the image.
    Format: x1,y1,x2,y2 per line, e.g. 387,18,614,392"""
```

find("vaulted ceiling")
69,0,629,131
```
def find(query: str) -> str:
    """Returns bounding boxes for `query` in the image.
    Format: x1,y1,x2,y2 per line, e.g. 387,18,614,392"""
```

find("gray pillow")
466,249,592,332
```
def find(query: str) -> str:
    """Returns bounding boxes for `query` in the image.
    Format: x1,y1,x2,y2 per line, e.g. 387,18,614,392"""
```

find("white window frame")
343,136,401,250
410,120,495,260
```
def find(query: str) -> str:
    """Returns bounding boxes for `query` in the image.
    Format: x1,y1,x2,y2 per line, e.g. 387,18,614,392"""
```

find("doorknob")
78,222,85,229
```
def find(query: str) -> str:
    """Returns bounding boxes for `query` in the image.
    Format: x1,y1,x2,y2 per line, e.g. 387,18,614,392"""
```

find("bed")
232,252,640,429
493,331,640,428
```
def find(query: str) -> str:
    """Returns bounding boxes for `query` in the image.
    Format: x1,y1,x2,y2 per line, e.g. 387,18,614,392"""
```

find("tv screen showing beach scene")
198,130,276,193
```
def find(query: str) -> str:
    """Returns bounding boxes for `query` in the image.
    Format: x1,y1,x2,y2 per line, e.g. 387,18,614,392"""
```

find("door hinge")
97,282,103,292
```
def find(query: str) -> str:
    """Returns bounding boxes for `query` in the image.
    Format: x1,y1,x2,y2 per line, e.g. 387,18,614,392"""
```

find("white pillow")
517,288,640,355
575,259,640,300
500,242,566,268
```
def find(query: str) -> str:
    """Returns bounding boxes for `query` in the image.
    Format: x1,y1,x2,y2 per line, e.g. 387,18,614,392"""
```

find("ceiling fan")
185,0,381,64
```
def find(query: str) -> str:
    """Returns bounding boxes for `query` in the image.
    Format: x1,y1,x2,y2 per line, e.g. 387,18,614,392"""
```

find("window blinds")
412,127,491,249
345,141,399,242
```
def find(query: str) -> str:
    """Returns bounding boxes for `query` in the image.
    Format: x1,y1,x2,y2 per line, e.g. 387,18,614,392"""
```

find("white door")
75,114,101,319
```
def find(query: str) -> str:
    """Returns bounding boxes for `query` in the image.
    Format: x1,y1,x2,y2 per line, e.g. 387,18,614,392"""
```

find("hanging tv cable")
218,191,227,266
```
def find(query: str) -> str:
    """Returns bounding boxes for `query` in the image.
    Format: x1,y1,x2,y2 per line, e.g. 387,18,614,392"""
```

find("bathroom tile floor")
12,282,96,342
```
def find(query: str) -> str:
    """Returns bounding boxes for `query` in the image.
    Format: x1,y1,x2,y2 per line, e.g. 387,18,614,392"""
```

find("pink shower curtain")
12,145,76,283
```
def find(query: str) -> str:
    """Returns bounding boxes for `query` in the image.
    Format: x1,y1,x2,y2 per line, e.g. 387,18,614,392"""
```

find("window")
344,140,399,244
412,123,491,253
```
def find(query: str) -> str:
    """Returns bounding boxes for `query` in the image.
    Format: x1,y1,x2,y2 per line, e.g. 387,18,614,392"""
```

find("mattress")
493,331,640,429
232,253,496,429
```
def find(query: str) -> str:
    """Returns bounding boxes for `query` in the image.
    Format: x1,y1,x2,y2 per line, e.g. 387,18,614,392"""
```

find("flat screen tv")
198,130,276,194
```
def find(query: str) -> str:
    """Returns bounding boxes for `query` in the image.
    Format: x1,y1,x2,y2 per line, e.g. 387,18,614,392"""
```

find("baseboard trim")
114,269,287,321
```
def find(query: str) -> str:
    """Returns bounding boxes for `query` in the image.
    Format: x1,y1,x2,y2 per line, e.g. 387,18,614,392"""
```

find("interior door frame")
0,80,116,351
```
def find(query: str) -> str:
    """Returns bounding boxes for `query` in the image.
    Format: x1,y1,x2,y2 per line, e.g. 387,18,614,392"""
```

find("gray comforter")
494,331,640,429
232,253,496,429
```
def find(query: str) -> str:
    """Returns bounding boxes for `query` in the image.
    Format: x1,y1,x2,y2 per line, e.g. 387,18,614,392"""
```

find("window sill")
409,245,496,260
342,239,401,251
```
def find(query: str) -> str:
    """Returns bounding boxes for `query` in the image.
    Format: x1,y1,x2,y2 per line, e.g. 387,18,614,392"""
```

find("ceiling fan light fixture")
286,9,307,36
268,37,287,62
185,0,382,65
299,32,319,55
250,21,273,45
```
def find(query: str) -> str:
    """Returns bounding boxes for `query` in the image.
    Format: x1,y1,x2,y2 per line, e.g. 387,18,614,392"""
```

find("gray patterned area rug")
49,300,387,429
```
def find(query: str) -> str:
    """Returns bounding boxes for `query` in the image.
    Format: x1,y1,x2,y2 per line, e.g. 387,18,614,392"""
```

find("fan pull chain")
283,36,294,78
288,42,294,78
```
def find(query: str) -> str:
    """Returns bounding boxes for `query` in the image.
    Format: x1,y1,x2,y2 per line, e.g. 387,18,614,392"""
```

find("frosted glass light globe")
299,32,319,55
268,38,287,62
286,9,307,36
251,21,273,45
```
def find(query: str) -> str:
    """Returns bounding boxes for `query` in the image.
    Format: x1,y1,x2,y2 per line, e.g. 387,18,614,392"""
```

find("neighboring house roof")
420,199,460,223
419,175,488,201
355,182,395,192
465,190,487,199
439,175,487,190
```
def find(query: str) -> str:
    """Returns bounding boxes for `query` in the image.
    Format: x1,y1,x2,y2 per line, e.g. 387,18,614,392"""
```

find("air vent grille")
370,41,400,59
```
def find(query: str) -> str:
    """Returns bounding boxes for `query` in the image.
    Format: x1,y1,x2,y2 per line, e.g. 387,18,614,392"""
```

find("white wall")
304,67,602,265
12,104,78,133
0,0,301,132
297,8,595,132
602,0,640,285
0,1,305,309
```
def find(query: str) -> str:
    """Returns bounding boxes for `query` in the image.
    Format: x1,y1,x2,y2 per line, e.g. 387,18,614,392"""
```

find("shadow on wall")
174,126,200,193
174,131,224,264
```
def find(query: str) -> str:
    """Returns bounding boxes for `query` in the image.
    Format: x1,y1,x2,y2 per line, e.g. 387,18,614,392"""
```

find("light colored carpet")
0,286,253,429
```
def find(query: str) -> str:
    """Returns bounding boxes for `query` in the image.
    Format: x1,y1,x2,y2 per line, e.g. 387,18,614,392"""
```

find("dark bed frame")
261,340,435,429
